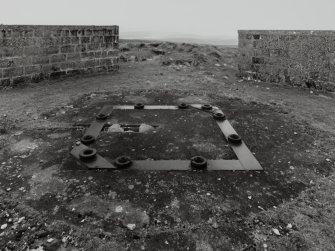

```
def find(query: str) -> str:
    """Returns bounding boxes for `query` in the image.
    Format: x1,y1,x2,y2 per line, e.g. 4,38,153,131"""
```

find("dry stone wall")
0,25,119,88
238,30,335,91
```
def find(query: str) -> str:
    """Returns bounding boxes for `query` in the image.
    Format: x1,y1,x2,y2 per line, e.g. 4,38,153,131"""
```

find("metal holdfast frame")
71,103,263,171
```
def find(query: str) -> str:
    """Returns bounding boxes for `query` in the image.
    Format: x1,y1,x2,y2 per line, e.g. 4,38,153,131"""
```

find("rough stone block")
93,30,104,36
107,65,118,71
80,37,90,44
34,29,43,37
61,29,70,37
12,75,30,86
94,51,102,58
85,29,93,36
83,59,96,68
22,30,34,38
76,30,85,36
45,46,60,54
25,65,41,75
3,67,24,78
31,73,44,83
59,37,71,44
0,59,11,68
95,65,107,72
0,38,10,47
71,37,80,44
107,50,119,56
0,78,11,87
104,36,114,43
49,70,66,79
3,47,23,57
24,46,44,56
238,30,335,91
70,30,78,36
31,55,49,65
60,61,76,70
50,54,67,63
66,69,82,75
76,44,87,53
91,36,103,44
60,45,75,53
81,51,95,59
87,43,100,51
0,25,119,88
66,53,81,61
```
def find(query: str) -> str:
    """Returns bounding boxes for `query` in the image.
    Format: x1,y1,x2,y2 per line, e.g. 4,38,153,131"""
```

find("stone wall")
0,25,119,88
238,30,335,91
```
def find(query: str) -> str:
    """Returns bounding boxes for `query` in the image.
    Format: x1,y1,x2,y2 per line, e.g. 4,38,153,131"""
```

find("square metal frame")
71,104,263,171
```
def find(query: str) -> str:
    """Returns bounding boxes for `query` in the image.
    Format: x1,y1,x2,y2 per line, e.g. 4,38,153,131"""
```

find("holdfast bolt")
114,156,133,168
190,156,208,170
79,148,97,162
81,134,95,145
96,113,108,121
228,134,242,145
178,103,189,109
201,104,212,111
213,112,226,121
134,103,145,109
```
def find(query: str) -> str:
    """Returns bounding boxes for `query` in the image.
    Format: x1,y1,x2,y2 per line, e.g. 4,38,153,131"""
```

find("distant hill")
121,31,238,46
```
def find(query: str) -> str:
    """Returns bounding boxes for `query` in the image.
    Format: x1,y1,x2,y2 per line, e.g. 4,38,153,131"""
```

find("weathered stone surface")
238,30,335,91
0,25,119,88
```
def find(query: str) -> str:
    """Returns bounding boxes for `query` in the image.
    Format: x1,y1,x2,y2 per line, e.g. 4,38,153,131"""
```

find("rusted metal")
71,144,116,169
79,148,97,161
213,112,226,121
190,156,207,170
141,160,241,170
134,103,145,109
130,160,245,171
96,113,108,121
71,146,258,171
228,134,242,145
78,159,245,171
178,103,189,109
201,104,213,111
83,121,105,139
113,105,179,110
112,104,221,111
74,104,263,171
114,156,132,168
216,120,263,170
82,105,113,140
81,134,95,145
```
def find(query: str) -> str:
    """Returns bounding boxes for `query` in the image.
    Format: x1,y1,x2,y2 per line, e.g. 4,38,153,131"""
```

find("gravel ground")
0,41,334,251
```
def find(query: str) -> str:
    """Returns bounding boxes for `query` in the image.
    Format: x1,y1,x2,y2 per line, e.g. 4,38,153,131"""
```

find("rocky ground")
0,40,335,251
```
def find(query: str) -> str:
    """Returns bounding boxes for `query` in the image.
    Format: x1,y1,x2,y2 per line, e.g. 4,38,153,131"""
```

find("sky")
0,0,335,39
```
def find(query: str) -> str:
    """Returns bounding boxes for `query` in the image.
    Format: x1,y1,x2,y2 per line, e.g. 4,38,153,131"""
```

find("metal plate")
113,105,179,110
216,120,262,170
71,144,116,169
72,104,263,171
128,160,244,171
71,146,244,171
112,104,220,111
83,105,113,139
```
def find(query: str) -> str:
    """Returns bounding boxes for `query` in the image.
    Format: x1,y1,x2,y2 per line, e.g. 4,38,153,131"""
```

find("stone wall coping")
238,30,335,36
0,25,119,31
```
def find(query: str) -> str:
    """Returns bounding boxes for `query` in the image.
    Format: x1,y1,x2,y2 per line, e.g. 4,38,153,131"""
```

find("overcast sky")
1,0,335,38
